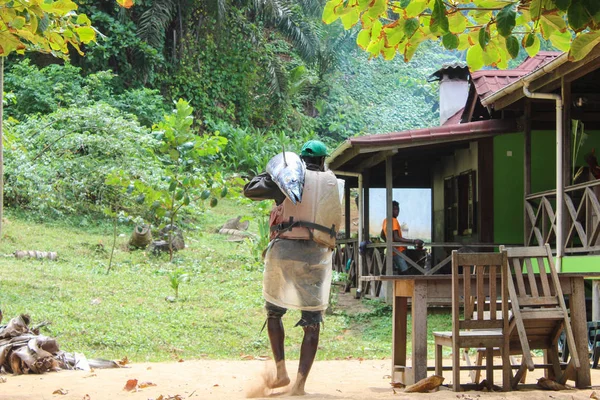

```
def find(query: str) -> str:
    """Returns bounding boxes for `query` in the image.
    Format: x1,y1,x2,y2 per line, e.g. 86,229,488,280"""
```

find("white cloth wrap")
263,239,333,311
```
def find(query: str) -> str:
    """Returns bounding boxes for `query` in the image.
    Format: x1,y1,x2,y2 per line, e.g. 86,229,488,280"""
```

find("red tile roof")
347,119,518,147
471,51,561,100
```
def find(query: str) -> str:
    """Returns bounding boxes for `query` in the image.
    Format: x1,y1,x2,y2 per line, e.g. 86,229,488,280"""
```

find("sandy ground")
1,357,599,400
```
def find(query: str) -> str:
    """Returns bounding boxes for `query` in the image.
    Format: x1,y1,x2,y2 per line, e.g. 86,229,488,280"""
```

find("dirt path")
1,358,599,400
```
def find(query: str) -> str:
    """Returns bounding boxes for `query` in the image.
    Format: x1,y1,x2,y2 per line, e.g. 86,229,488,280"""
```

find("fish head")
279,168,304,204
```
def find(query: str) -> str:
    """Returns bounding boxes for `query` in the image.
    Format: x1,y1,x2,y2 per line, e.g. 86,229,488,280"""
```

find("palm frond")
253,0,320,63
138,0,178,49
267,56,288,98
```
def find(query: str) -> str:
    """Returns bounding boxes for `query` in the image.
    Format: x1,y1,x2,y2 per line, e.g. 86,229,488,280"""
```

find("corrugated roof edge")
348,119,518,146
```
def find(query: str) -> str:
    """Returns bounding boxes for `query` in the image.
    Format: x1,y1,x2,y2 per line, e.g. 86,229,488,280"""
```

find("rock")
158,225,185,251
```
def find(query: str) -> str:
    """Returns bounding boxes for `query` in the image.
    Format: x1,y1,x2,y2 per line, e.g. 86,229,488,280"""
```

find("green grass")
0,198,452,362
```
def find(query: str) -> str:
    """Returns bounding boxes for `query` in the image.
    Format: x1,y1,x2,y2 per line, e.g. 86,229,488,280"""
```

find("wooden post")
593,280,600,321
363,169,370,241
524,99,531,246
562,78,571,252
344,181,351,239
386,156,393,277
570,277,591,387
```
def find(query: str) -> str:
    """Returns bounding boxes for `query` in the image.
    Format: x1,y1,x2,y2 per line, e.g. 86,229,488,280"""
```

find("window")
444,170,477,240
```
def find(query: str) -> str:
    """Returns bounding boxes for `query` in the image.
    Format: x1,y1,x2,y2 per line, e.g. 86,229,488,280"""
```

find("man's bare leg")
267,317,290,388
291,324,320,396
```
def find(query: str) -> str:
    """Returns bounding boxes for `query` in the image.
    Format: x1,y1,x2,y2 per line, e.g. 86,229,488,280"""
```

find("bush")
4,103,163,217
4,59,167,127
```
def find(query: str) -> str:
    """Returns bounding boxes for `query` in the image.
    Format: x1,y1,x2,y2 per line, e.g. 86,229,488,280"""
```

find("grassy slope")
0,199,450,362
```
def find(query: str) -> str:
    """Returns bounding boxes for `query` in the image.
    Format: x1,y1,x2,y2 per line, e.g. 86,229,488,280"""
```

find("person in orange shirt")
381,200,424,274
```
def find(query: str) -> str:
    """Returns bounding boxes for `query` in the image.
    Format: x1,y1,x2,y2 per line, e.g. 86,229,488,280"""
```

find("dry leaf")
178,358,184,362
84,373,97,378
82,395,90,400
0,377,6,383
53,388,68,395
117,356,130,366
404,375,445,393
537,377,569,391
213,384,219,387
590,391,599,400
123,378,138,391
391,381,405,388
240,354,253,360
139,381,157,389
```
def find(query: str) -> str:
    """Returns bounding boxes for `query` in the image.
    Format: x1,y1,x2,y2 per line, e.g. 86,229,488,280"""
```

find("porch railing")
525,180,600,253
360,242,503,298
332,238,359,291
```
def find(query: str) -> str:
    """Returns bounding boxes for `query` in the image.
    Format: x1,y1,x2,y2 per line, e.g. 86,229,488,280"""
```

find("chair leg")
435,343,443,376
452,346,461,391
486,348,494,387
462,349,476,383
509,356,526,383
474,350,483,384
592,344,599,369
502,348,511,392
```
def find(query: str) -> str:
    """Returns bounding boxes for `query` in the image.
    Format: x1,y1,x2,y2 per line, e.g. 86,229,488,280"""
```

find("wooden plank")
412,281,428,383
490,265,497,320
512,259,527,296
570,276,590,387
536,256,552,296
393,295,408,378
517,296,559,306
505,246,547,258
476,265,484,321
524,258,539,297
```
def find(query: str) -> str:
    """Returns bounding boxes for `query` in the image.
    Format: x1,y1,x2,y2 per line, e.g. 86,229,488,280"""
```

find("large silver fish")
266,152,306,205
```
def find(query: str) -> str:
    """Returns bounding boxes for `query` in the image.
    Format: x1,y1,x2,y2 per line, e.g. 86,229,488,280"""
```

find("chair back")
499,244,580,370
451,251,509,336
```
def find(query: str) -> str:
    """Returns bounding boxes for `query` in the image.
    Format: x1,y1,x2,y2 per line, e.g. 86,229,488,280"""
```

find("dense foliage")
3,103,161,217
323,0,600,69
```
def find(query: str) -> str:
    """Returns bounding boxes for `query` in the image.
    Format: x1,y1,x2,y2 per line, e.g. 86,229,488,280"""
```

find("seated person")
381,200,424,275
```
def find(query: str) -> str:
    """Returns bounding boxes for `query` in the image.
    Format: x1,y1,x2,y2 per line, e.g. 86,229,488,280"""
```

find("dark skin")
268,155,325,396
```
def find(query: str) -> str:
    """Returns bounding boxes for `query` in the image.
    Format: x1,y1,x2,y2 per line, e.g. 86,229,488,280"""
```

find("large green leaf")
529,0,543,20
322,0,341,24
555,0,572,11
567,1,590,31
442,33,459,50
496,4,516,37
524,33,541,57
404,18,419,37
478,26,491,49
549,30,573,51
340,6,360,29
367,0,387,18
430,0,449,34
448,11,466,34
384,22,406,47
356,29,371,49
466,44,484,70
569,30,600,61
405,0,427,18
505,35,519,59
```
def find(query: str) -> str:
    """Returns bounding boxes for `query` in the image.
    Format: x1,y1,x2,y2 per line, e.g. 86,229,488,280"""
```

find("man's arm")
392,230,424,247
243,172,286,205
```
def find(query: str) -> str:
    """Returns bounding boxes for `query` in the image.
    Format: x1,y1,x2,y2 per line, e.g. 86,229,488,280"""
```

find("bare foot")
267,375,290,389
290,386,306,396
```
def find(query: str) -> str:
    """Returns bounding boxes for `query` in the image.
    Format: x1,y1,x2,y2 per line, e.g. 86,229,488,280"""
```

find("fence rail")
525,180,600,253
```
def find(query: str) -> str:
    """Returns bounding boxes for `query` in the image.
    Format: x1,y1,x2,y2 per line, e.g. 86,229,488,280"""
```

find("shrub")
4,103,163,217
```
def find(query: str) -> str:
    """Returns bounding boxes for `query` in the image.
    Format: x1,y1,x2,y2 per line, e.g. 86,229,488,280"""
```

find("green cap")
300,140,328,157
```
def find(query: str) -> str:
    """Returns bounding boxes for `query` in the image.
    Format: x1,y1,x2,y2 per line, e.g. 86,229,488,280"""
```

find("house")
328,45,600,318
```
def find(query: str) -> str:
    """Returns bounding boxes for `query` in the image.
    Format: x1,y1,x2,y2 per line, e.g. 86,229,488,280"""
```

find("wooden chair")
499,244,580,388
434,251,511,391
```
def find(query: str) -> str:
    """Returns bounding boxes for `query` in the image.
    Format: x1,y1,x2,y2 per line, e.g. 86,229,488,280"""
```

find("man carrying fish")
243,140,342,395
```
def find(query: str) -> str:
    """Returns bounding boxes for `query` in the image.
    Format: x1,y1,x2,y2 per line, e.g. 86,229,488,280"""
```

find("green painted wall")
562,255,600,273
493,133,524,245
531,130,556,193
